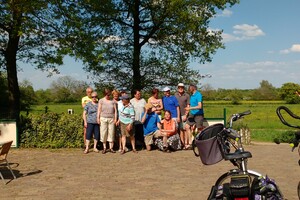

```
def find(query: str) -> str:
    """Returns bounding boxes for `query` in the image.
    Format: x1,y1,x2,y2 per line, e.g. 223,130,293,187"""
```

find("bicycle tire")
207,170,261,200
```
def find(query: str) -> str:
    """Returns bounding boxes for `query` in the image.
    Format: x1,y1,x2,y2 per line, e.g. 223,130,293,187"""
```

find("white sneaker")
124,147,129,152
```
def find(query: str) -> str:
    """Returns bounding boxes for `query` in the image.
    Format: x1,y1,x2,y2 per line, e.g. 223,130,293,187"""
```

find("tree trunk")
4,7,22,132
5,36,20,121
132,0,142,91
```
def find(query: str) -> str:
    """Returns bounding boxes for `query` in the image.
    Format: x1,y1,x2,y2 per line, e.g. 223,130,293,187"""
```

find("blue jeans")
86,123,100,140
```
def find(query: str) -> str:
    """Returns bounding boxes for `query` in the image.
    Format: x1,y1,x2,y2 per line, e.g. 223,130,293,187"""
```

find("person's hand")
177,117,180,123
182,115,187,122
116,121,120,126
84,122,88,128
126,123,132,132
185,107,190,111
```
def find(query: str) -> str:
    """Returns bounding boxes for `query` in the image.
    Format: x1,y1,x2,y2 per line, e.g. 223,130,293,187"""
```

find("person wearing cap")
116,90,129,152
184,84,204,150
141,103,162,151
116,94,137,154
175,83,190,148
162,86,180,123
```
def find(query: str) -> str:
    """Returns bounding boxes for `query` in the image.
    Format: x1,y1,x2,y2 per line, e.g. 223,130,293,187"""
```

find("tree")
49,76,87,103
279,82,300,104
201,83,216,100
251,80,279,100
65,0,239,91
19,79,36,111
0,1,69,121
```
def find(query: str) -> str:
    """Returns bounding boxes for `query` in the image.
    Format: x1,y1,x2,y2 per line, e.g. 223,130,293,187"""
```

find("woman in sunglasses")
83,91,100,154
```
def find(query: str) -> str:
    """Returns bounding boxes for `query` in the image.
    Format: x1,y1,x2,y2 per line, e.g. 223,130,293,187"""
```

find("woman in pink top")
147,88,163,118
97,89,117,154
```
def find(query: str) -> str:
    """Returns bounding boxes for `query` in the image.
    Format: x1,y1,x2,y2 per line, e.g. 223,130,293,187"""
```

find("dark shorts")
86,123,100,140
186,115,204,128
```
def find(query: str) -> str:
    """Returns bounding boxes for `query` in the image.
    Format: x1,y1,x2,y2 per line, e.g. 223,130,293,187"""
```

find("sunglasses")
92,96,97,98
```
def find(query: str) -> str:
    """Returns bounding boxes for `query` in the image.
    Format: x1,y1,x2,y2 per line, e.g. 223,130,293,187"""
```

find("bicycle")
193,111,283,200
276,105,300,199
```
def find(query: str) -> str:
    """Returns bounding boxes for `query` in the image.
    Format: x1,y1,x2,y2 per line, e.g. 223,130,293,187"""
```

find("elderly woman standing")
83,91,100,154
97,88,117,154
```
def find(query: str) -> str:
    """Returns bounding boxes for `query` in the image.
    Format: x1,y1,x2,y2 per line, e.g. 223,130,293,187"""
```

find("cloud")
198,60,299,89
280,44,300,54
217,9,233,17
223,24,265,42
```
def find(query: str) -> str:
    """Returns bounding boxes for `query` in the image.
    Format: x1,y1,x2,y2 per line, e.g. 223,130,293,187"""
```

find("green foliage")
20,112,83,148
62,0,240,91
19,79,37,111
273,130,295,144
279,82,300,104
251,80,279,100
49,76,88,103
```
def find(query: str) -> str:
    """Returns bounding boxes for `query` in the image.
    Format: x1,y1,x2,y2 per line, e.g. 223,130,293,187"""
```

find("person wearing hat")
184,84,204,150
162,86,180,123
175,83,190,148
116,94,137,154
141,103,162,151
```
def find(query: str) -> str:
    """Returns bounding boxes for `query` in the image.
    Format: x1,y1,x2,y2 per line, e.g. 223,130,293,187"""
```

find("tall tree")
67,0,239,90
0,1,68,121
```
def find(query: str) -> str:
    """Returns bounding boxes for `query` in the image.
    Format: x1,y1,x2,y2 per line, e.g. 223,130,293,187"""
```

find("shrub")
20,112,83,148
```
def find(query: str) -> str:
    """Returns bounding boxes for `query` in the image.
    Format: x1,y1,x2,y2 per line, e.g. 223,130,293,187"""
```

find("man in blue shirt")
184,84,204,150
141,103,161,151
162,86,180,123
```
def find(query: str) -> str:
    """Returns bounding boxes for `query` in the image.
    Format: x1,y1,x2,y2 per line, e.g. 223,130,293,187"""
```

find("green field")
27,101,300,142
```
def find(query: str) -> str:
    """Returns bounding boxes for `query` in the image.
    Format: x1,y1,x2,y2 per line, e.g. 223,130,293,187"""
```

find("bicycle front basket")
195,123,224,165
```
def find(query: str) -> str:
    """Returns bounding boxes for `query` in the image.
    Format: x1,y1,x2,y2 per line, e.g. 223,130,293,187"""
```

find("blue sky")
19,0,300,90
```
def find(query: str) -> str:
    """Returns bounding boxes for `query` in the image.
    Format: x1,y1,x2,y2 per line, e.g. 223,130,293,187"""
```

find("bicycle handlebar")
276,106,300,129
231,110,251,122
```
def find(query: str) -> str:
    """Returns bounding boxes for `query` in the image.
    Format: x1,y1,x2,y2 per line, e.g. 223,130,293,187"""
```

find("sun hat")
145,103,153,110
178,83,184,87
162,86,171,92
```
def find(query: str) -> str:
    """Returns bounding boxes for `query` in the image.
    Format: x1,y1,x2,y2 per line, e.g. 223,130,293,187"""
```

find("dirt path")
0,143,299,200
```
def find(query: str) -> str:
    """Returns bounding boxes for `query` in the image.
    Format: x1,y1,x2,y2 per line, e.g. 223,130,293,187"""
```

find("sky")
18,0,300,90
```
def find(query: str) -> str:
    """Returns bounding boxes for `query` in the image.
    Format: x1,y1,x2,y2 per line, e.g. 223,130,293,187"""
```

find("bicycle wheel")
207,170,261,200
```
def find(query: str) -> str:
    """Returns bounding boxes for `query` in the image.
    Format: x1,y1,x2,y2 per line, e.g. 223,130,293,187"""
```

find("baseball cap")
120,94,130,100
162,87,171,92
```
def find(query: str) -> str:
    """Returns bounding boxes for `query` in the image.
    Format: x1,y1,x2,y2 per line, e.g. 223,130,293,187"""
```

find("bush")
273,130,295,144
20,112,83,148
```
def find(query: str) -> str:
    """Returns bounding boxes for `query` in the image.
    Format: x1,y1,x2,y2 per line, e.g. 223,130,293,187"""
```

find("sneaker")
124,147,129,152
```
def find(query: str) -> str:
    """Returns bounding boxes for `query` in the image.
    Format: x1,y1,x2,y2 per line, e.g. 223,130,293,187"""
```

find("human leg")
84,123,93,153
107,118,115,153
100,117,108,152
93,124,100,152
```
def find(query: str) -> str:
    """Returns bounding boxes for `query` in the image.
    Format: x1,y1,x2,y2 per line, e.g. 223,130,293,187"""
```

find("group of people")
81,83,204,155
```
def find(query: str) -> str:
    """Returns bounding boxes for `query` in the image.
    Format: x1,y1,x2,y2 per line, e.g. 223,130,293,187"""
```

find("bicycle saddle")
224,150,252,161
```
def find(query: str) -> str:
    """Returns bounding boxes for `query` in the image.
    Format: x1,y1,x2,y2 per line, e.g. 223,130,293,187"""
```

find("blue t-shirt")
162,96,179,118
190,91,204,115
142,112,161,136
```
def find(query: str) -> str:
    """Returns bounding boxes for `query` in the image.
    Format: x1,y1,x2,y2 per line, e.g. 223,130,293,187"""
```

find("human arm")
185,101,202,111
113,103,117,124
82,110,88,128
97,100,102,124
160,119,176,137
